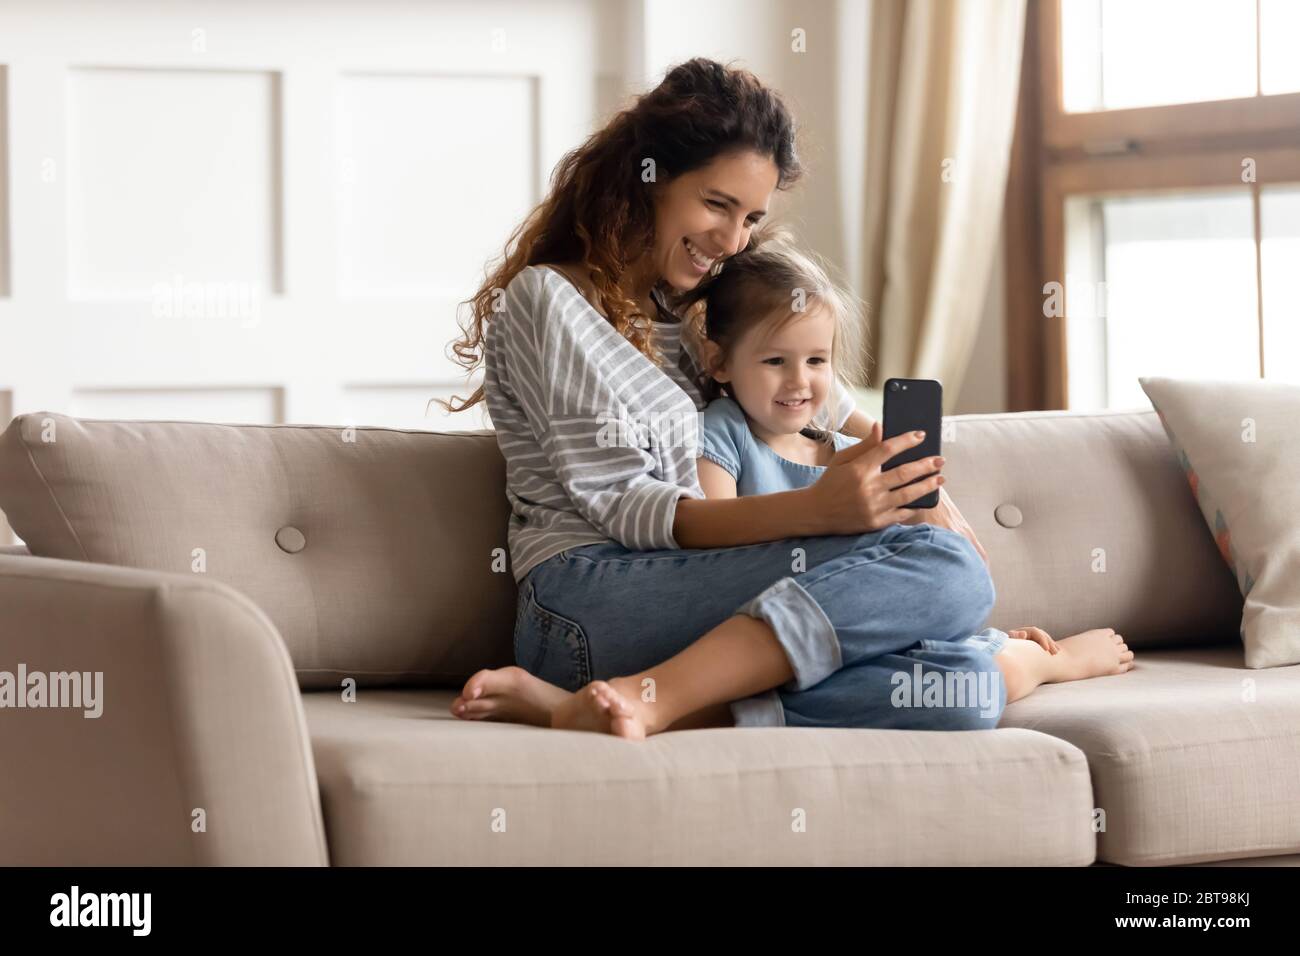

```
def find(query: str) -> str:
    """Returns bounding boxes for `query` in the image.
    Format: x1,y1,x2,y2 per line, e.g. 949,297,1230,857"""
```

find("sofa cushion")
0,414,516,689
999,645,1300,865
942,408,1242,648
1140,376,1300,667
0,407,1244,690
301,689,1096,865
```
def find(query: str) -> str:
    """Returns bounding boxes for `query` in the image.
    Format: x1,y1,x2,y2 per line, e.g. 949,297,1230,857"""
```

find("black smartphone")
881,378,943,509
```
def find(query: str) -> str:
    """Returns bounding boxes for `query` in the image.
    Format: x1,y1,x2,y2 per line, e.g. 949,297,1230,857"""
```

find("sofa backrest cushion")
0,407,1243,692
0,414,516,688
942,408,1242,647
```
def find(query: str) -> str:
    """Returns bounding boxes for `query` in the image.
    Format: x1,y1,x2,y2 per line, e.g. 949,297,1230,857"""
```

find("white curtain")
860,0,1026,405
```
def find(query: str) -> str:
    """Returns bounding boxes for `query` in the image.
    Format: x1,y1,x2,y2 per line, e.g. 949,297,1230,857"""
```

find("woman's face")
649,150,780,292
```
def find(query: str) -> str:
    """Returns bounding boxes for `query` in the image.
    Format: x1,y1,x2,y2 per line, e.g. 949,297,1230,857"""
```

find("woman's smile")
682,237,717,274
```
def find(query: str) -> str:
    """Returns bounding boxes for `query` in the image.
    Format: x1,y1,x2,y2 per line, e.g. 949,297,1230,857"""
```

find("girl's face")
708,302,837,436
649,150,780,292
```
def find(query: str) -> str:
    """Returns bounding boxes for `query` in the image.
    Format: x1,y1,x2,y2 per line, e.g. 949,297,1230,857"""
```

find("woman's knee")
834,523,995,639
925,527,996,636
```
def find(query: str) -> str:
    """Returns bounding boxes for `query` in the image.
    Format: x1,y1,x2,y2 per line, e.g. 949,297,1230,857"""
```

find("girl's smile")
708,301,837,447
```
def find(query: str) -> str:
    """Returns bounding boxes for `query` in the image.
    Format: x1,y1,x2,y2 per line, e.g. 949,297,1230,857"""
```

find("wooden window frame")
1005,0,1300,410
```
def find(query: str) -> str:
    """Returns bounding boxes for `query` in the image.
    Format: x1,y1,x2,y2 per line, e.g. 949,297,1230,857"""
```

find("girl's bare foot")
997,627,1134,704
1045,628,1134,682
549,679,649,740
450,666,572,727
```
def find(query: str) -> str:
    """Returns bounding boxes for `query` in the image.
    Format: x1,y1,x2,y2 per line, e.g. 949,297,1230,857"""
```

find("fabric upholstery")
1140,376,1300,667
1000,645,1300,865
0,414,516,688
303,687,1095,866
0,554,327,865
941,408,1242,647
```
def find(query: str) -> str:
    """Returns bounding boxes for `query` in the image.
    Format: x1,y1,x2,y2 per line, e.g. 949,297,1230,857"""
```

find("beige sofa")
1,408,1297,866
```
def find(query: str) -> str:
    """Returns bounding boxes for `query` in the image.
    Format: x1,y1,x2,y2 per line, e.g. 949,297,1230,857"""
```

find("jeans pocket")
512,578,591,692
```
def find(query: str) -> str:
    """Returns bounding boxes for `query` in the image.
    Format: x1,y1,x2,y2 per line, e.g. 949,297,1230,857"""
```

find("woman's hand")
845,417,989,565
818,420,991,565
805,421,946,535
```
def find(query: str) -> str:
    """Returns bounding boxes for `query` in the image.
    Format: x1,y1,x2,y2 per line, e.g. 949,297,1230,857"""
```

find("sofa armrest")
0,555,329,865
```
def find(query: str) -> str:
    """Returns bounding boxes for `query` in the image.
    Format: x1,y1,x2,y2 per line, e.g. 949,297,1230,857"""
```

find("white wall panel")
337,73,538,298
341,381,491,432
0,64,9,298
0,0,614,433
65,67,281,298
71,386,283,424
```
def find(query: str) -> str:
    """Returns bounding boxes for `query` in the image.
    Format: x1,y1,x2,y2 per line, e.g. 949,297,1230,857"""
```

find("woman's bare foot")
549,678,650,740
450,666,572,727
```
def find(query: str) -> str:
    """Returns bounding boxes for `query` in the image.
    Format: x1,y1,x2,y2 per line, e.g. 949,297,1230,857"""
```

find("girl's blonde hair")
676,227,869,440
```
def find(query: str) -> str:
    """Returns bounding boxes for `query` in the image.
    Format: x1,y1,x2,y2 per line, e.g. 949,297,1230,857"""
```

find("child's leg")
996,628,1135,704
663,702,738,731
550,613,791,737
525,524,999,739
995,640,1045,704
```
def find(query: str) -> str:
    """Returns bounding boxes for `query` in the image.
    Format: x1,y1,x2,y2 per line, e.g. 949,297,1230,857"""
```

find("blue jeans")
513,523,1008,730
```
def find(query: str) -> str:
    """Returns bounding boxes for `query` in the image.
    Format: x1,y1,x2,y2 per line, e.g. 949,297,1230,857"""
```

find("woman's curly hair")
437,57,802,414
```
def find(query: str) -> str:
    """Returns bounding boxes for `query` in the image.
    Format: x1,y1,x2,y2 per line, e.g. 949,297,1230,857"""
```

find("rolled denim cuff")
737,576,841,691
982,627,1010,655
729,690,786,728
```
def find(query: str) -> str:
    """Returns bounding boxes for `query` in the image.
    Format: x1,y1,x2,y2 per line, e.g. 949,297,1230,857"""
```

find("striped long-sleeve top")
483,264,856,583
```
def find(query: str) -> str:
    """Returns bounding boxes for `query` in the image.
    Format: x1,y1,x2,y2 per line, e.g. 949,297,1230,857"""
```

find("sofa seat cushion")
999,645,1300,866
302,689,1095,866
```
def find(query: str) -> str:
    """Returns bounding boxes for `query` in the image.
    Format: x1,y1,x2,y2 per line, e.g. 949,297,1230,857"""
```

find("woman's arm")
676,457,827,548
673,486,824,549
498,270,710,551
676,430,945,549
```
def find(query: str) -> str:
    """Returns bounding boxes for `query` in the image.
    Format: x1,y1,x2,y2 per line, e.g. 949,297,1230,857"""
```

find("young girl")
682,234,1134,708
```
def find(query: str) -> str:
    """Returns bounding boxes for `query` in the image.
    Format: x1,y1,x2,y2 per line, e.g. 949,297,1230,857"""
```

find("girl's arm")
696,458,738,499
840,408,878,442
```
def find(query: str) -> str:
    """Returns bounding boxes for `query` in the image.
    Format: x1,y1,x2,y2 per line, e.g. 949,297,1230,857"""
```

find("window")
1004,0,1300,410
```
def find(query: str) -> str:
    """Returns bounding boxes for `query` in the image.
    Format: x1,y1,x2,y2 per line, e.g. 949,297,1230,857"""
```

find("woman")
440,58,1130,739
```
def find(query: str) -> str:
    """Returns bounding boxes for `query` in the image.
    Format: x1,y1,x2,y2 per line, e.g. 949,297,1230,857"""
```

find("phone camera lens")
889,381,900,391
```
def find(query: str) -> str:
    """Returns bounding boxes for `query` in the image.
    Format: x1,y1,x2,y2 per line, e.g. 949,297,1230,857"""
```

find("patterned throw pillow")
1140,376,1300,667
